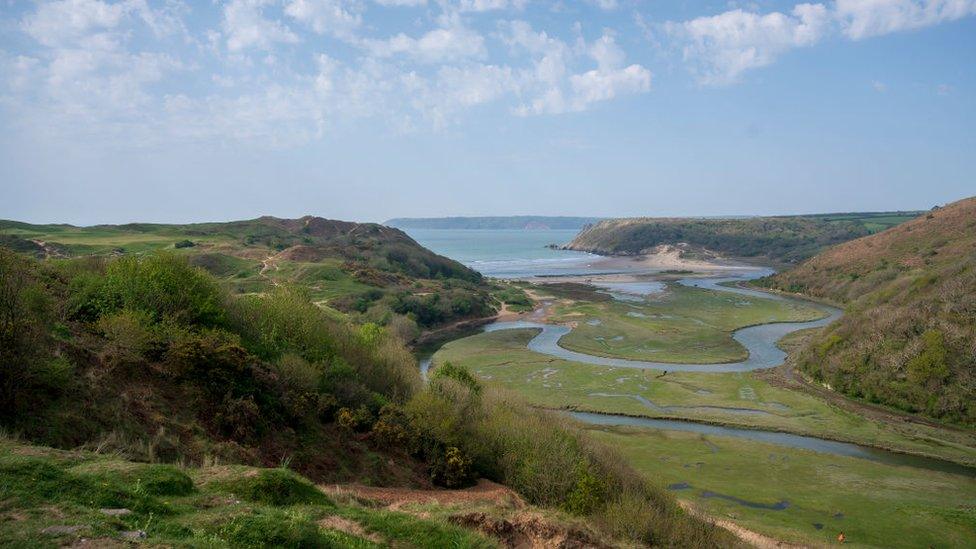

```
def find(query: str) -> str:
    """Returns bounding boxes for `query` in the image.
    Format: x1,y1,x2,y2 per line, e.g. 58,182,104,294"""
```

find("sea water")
403,228,599,278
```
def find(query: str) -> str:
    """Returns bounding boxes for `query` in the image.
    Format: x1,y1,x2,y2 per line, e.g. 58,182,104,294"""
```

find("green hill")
0,216,493,333
385,216,603,230
761,197,976,425
565,211,920,264
0,247,736,547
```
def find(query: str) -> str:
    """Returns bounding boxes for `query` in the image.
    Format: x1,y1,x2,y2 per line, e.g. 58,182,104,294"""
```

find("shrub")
336,406,374,432
228,286,338,363
371,405,419,450
96,309,153,365
271,354,321,394
907,329,950,385
0,249,71,424
430,362,481,395
428,446,476,488
99,253,225,326
214,393,261,442
226,468,333,507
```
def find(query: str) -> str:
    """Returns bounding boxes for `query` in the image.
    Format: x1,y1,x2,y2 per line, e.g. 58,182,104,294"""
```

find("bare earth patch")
324,478,525,510
450,511,610,549
318,515,384,544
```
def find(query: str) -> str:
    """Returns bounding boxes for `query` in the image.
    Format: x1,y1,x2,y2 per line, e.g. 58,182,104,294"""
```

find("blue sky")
1,0,974,224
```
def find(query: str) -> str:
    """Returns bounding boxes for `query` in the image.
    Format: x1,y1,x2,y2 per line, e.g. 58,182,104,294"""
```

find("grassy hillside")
0,216,494,333
565,212,920,264
385,216,603,230
0,248,736,547
761,197,976,425
0,441,498,548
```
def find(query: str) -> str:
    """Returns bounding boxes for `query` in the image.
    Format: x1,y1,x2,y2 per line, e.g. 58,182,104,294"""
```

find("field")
584,424,976,548
431,272,976,547
434,329,976,465
543,282,824,363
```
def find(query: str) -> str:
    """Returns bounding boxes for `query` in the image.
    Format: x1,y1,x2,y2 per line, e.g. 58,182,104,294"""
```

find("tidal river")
406,230,974,476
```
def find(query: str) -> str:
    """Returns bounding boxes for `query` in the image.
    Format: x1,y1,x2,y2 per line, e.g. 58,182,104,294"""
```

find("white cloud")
504,26,652,115
569,64,650,108
22,0,128,47
455,0,527,12
373,0,427,6
223,0,300,52
587,0,618,11
5,1,649,147
665,1,976,85
285,0,362,39
872,80,887,92
835,0,976,40
361,23,486,62
667,3,830,85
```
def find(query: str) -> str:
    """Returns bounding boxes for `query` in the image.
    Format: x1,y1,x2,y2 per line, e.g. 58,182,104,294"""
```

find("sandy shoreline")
512,248,761,285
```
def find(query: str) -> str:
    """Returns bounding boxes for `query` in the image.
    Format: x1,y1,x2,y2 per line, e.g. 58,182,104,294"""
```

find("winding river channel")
424,267,976,477
484,271,843,373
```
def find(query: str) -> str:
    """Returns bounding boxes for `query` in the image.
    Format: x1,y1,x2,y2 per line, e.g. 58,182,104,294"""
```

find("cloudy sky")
1,0,974,224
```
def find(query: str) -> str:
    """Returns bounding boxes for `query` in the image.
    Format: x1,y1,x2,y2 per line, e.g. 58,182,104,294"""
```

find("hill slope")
762,197,976,424
565,212,920,264
0,216,493,332
385,216,603,230
0,248,735,547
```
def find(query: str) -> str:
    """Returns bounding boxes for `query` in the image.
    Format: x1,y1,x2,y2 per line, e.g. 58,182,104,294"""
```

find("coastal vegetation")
0,216,495,333
565,212,919,264
761,197,976,425
0,245,734,547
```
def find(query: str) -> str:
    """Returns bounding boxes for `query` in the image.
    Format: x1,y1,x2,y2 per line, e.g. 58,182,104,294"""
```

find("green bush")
430,362,481,395
226,468,333,507
99,253,225,326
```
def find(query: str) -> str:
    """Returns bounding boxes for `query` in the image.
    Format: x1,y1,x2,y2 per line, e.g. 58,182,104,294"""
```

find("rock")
41,525,85,535
99,508,132,517
120,530,147,540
